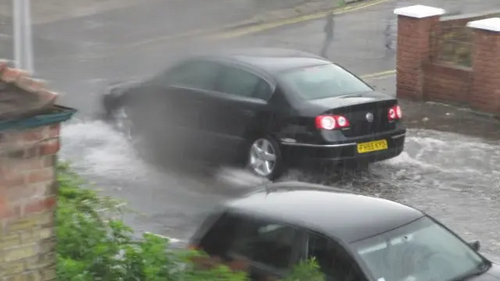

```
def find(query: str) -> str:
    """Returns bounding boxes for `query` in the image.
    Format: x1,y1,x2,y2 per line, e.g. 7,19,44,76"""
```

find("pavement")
3,0,500,256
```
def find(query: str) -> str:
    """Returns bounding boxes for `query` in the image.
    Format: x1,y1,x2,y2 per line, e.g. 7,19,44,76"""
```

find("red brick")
16,76,47,93
0,204,21,219
26,168,55,184
48,124,60,138
36,89,58,104
5,183,44,204
16,158,46,171
0,174,25,189
0,197,7,216
21,127,48,142
0,67,23,82
24,196,56,214
43,155,56,168
39,139,60,156
470,28,500,114
23,146,40,159
396,13,442,101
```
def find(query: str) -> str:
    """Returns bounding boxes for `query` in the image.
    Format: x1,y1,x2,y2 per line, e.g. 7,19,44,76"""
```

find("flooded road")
59,115,500,255
50,0,500,258
2,0,498,258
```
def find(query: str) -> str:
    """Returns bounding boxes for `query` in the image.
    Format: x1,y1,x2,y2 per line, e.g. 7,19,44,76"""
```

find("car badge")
366,112,374,122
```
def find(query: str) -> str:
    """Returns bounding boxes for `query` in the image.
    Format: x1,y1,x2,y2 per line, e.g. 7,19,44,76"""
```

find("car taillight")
388,105,402,121
315,115,350,130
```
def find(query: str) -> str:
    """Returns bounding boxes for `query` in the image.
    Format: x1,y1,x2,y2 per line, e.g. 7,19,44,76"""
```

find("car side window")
307,233,366,281
198,212,241,257
219,66,272,100
228,216,298,270
167,60,220,90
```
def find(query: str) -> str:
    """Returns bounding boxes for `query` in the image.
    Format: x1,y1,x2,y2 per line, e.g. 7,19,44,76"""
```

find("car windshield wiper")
448,260,491,281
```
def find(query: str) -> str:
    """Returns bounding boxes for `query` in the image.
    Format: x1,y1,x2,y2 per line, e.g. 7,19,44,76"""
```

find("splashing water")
59,121,500,253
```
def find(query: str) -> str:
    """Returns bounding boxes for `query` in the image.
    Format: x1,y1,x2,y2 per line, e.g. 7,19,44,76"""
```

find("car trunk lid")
300,92,398,137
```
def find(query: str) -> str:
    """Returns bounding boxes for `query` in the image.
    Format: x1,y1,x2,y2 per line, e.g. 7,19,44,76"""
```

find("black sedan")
101,48,406,179
189,181,498,281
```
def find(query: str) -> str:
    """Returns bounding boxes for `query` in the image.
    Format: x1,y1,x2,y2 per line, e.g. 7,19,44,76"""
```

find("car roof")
224,181,424,243
197,48,331,75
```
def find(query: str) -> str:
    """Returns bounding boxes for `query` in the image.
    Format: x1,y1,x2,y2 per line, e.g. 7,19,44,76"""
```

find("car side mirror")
469,240,481,251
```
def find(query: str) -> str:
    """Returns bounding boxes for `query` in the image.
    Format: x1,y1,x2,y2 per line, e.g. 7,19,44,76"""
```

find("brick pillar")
467,18,500,113
0,64,67,280
394,5,445,100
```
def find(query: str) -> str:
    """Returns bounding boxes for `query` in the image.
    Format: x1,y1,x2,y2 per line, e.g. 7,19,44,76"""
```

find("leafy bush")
56,163,325,281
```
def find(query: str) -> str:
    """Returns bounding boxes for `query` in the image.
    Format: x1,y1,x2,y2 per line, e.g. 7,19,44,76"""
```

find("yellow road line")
37,0,395,62
212,0,395,39
120,0,394,51
361,69,396,80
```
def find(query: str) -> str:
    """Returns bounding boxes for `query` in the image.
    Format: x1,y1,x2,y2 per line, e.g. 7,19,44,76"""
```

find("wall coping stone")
394,5,445,19
467,17,500,32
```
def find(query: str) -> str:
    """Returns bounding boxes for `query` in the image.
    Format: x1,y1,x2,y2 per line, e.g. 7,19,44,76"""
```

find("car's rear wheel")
247,136,284,180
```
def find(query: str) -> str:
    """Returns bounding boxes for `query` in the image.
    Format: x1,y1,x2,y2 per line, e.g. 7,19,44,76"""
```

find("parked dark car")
188,181,497,281
101,48,406,179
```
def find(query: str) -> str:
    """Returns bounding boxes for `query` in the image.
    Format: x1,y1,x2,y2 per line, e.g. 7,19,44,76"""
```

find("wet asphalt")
2,0,500,255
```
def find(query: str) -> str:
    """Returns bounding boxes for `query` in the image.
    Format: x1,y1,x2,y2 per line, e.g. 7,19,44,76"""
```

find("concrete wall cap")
467,17,500,32
394,5,445,19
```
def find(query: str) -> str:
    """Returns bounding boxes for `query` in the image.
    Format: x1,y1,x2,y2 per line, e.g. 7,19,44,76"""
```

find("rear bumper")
280,130,406,164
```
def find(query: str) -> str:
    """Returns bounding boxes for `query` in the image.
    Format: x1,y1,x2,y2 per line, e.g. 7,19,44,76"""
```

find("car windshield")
279,63,373,100
351,217,485,281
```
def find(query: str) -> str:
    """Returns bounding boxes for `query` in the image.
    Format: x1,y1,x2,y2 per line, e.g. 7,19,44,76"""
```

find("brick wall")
469,26,500,113
395,5,445,100
430,11,500,67
395,5,500,115
422,62,472,104
440,11,500,29
0,64,67,280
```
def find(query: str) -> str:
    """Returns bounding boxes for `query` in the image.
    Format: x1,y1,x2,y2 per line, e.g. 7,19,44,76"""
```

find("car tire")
246,136,284,181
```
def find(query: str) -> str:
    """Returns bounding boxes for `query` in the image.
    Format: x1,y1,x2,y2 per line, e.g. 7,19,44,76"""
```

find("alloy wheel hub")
249,139,276,177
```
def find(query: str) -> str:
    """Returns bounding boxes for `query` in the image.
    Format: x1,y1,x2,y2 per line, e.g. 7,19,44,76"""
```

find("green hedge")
56,163,325,281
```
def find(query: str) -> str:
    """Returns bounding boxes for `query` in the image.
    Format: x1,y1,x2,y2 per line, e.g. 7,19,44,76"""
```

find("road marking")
111,0,395,51
35,0,396,63
361,69,396,80
211,0,395,39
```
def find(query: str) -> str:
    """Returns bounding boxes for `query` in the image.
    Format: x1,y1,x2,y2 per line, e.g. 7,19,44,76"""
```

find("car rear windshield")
280,63,373,100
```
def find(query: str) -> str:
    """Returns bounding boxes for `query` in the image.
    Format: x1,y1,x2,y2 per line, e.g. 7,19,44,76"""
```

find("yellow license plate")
357,140,388,154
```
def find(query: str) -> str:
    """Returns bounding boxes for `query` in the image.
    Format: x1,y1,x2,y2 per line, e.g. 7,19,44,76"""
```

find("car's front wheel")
247,136,284,180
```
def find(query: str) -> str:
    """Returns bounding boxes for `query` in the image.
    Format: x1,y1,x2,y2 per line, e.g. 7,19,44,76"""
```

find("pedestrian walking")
320,12,335,58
